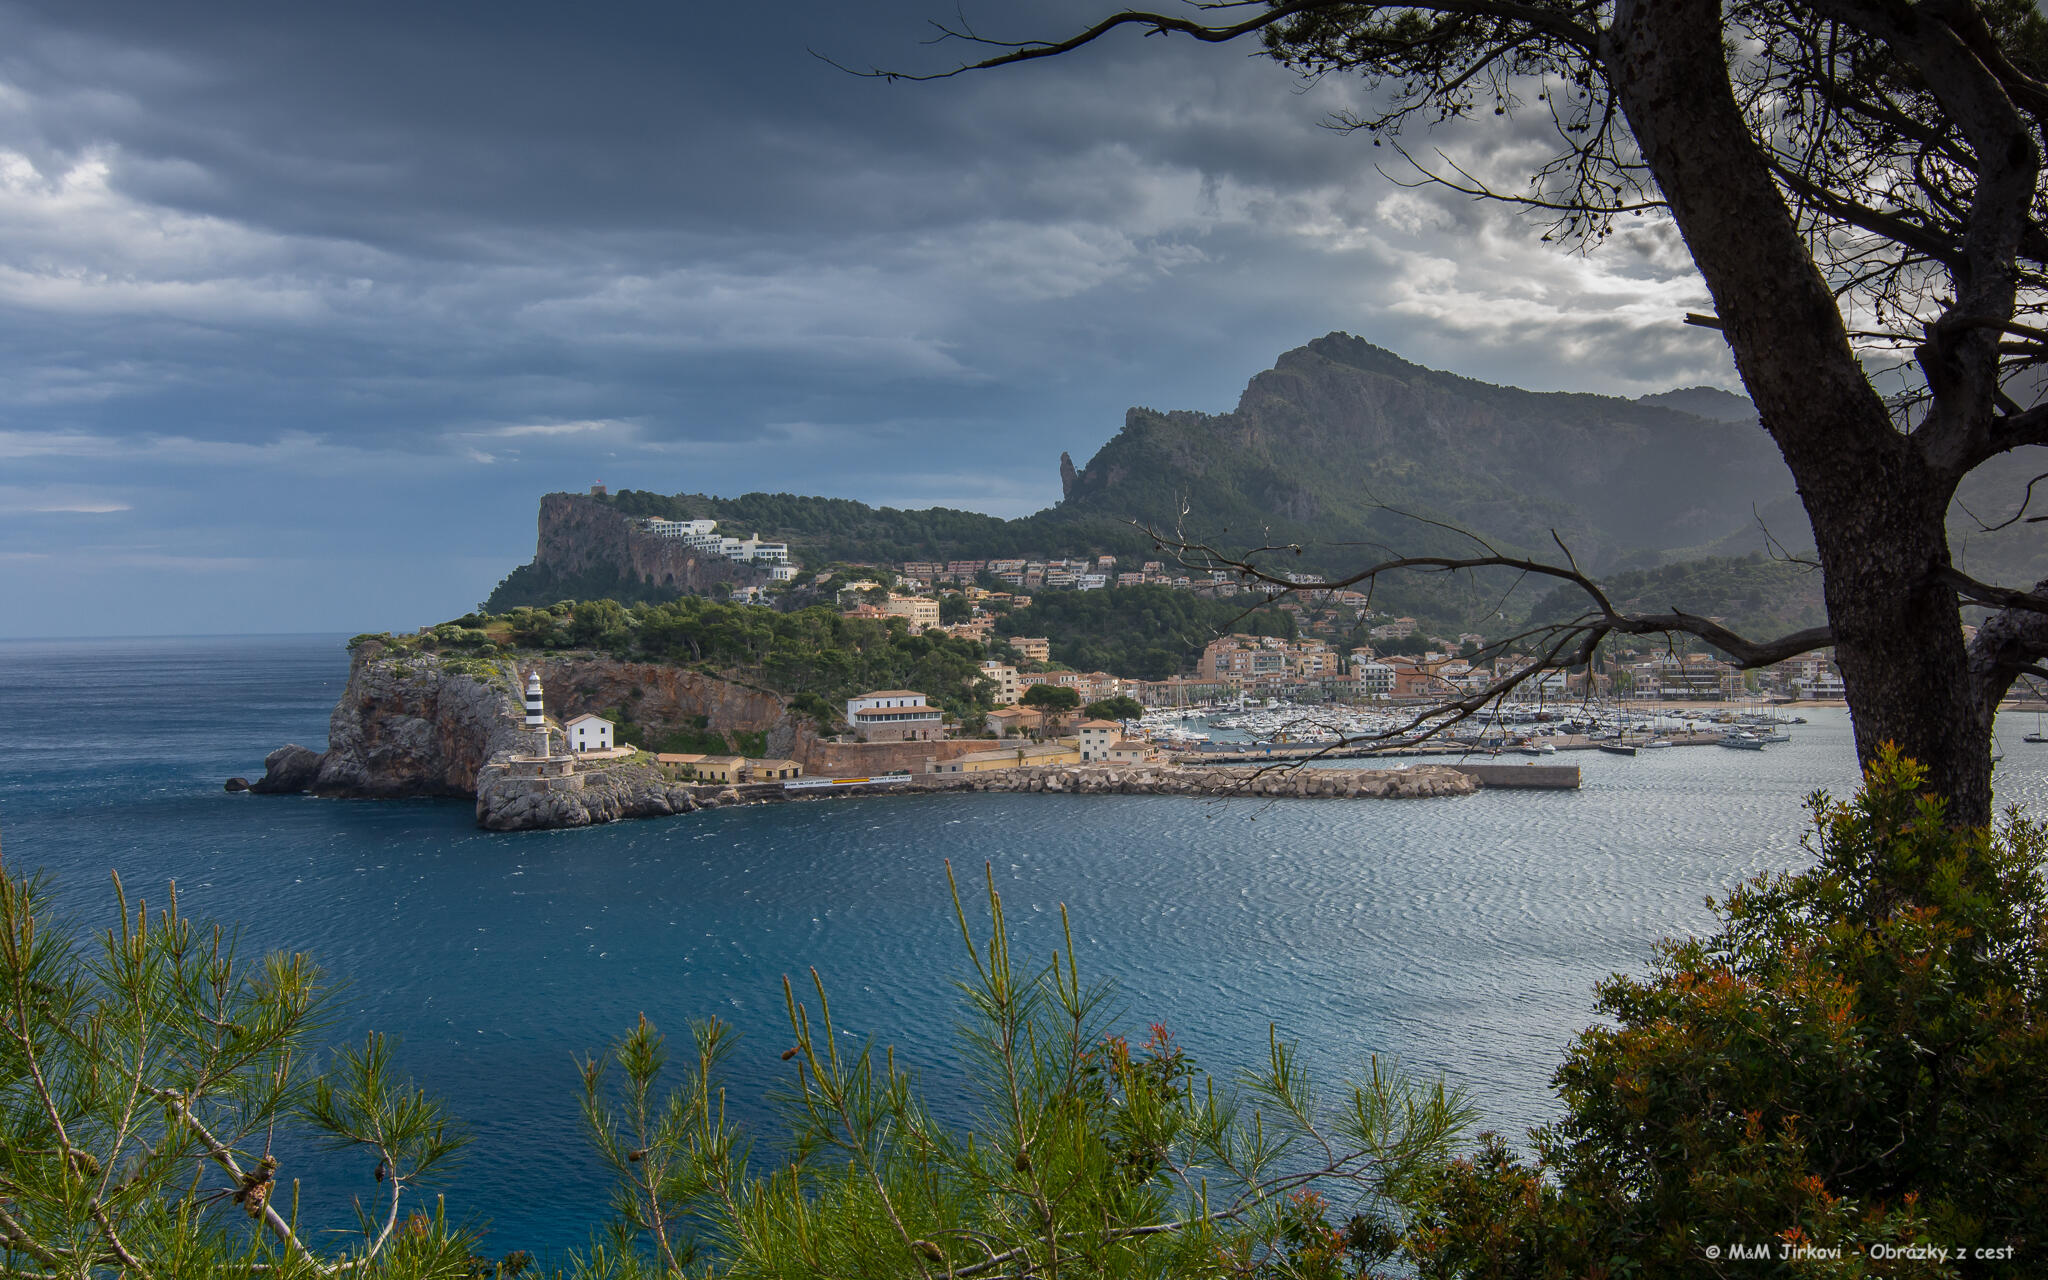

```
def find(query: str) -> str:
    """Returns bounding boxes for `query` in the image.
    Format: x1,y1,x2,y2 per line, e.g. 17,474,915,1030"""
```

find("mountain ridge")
486,332,2045,629
1056,332,1794,570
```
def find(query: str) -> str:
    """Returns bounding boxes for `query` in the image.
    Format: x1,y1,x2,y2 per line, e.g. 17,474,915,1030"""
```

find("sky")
0,0,1736,637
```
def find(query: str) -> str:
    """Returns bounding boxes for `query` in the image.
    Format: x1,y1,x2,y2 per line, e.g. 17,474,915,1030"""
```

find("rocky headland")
250,641,1481,832
247,639,807,829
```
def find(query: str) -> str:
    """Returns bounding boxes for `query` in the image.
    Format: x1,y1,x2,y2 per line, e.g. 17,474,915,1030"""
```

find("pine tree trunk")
1806,465,1992,825
1610,0,1995,824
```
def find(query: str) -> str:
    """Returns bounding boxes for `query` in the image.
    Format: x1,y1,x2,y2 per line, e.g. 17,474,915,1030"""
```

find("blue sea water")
2,633,2044,1258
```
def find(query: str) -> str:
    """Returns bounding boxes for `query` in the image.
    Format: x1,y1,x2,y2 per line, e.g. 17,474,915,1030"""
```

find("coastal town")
327,494,2034,826
628,507,1853,709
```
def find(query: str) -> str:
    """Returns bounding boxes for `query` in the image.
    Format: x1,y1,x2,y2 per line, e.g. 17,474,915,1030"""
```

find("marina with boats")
1130,698,1815,764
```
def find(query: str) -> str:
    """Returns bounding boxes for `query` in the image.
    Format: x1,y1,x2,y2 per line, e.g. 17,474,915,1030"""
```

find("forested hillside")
994,585,1297,679
1522,553,1828,643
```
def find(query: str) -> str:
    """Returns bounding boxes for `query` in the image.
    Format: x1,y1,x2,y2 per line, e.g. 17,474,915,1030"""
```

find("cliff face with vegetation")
1059,334,1794,568
528,654,802,756
291,645,530,799
487,493,766,609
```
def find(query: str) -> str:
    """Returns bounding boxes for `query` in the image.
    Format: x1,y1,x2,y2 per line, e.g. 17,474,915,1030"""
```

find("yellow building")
689,755,748,783
883,595,942,632
980,660,1020,705
986,706,1044,738
663,753,803,783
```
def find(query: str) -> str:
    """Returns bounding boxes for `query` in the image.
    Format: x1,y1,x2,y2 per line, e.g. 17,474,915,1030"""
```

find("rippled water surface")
4,634,2044,1254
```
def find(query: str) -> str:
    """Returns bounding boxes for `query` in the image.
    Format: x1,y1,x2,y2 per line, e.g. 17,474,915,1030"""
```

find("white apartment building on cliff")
639,517,790,566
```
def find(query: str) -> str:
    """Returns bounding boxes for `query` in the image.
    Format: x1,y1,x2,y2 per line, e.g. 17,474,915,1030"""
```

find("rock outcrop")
473,757,703,831
309,649,531,798
250,744,326,794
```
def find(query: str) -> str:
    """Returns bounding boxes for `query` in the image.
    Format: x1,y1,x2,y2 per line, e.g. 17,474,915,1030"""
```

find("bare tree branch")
1941,566,2048,614
1954,470,2048,531
814,1,1600,83
1967,575,2048,719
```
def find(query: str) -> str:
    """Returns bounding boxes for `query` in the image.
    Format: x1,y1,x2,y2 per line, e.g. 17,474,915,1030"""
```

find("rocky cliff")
299,644,531,799
486,493,766,609
527,653,805,757
1057,333,1795,568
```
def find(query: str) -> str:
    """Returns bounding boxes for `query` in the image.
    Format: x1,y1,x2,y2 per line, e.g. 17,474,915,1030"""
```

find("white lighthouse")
524,670,551,756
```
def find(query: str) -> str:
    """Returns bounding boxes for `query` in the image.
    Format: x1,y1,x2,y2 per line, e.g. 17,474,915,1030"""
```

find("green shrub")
0,864,481,1278
1404,748,2048,1278
569,866,1472,1279
438,656,503,682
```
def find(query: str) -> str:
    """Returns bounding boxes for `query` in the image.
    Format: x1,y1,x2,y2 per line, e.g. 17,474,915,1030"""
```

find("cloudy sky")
0,0,1733,637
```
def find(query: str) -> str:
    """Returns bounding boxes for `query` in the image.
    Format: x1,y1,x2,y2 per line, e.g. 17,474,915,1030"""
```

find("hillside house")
847,690,944,742
986,706,1043,738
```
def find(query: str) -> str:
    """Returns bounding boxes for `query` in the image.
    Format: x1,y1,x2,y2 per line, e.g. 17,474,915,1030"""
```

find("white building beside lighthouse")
563,713,614,753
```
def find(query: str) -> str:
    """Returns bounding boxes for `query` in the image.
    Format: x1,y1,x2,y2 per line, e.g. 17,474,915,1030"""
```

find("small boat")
1642,739,1675,749
2026,733,2048,744
1597,743,1638,756
1718,732,1768,751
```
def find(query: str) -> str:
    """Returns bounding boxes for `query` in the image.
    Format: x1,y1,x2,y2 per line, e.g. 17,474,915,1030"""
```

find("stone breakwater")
466,761,1477,832
951,762,1478,800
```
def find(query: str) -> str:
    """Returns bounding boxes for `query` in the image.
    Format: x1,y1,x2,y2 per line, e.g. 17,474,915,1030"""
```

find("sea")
2,633,2044,1259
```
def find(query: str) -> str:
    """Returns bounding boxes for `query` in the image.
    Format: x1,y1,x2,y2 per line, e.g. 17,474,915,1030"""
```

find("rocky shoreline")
247,643,1483,832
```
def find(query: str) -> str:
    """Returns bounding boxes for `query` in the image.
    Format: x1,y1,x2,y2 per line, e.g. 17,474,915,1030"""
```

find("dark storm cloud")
0,0,1741,634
